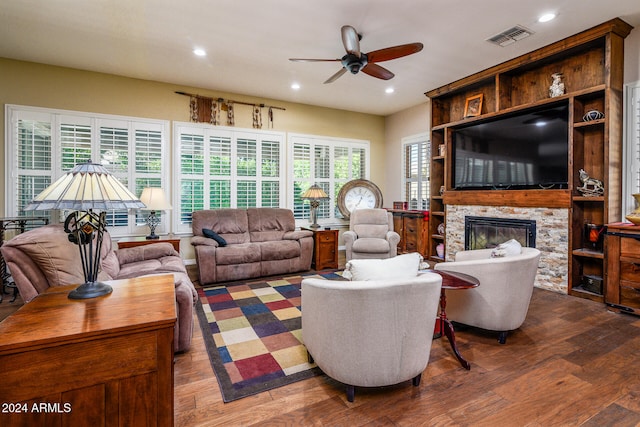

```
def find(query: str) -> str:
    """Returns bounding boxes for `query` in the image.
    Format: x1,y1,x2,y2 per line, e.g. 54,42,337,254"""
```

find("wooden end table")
0,275,176,425
117,235,181,252
424,269,480,370
302,227,339,270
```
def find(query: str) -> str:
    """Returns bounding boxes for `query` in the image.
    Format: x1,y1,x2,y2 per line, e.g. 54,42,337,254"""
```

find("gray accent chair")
434,247,541,344
343,208,400,262
301,272,442,402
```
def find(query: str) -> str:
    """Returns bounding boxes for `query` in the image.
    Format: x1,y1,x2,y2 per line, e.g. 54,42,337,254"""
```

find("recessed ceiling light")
385,87,395,94
193,48,206,57
291,83,301,90
538,13,556,23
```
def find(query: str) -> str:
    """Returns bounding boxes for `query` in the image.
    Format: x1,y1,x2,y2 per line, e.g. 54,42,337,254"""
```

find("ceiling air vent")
487,25,534,47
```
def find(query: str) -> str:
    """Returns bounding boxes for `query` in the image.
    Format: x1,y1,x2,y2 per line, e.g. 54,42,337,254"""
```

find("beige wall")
0,58,386,216
625,26,640,83
383,102,430,204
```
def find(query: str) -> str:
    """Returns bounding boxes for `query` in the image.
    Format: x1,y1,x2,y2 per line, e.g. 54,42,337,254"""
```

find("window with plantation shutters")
133,129,164,227
624,83,640,216
16,118,52,221
179,133,206,224
99,124,130,227
174,123,285,234
60,121,92,169
289,133,370,226
402,134,430,210
5,105,169,236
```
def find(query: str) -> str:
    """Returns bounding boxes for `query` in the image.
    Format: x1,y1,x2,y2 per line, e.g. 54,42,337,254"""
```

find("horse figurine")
577,169,604,197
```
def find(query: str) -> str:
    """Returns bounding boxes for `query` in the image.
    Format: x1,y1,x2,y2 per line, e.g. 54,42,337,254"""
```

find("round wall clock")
337,179,383,219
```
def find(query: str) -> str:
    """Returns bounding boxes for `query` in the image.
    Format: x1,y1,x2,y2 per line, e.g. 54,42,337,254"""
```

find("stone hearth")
445,205,569,293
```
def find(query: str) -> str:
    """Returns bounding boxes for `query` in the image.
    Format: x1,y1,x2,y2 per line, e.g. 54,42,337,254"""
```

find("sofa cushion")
117,255,185,279
351,238,391,254
490,239,522,258
247,208,295,242
343,252,422,281
202,228,227,246
351,209,390,239
259,240,301,261
2,224,112,287
215,243,262,265
192,209,250,244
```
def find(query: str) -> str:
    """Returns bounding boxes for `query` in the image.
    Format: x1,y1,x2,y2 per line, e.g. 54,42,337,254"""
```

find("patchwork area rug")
196,270,344,402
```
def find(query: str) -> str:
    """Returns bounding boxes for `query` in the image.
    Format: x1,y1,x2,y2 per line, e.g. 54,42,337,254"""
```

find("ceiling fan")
289,25,423,84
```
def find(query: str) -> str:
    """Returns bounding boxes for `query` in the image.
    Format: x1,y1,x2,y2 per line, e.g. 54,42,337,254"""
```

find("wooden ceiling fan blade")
367,42,423,63
361,63,394,80
341,25,361,57
324,68,347,84
289,58,341,62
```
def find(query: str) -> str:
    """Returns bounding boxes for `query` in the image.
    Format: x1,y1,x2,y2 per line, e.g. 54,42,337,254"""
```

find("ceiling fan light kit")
290,25,423,84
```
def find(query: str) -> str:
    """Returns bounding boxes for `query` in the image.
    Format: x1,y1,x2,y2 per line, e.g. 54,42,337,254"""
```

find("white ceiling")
2,1,640,116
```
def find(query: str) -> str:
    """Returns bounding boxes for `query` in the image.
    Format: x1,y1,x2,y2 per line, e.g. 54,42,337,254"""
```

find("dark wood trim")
425,18,632,99
443,190,572,208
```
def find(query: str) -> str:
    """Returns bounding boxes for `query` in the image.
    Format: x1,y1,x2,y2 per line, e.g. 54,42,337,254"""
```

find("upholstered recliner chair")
343,208,400,262
301,271,442,402
1,224,197,352
434,246,541,344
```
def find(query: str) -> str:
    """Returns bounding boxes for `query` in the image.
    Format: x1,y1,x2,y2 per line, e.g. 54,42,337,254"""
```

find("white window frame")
401,133,430,210
288,133,370,227
623,81,640,217
5,104,170,237
173,122,286,234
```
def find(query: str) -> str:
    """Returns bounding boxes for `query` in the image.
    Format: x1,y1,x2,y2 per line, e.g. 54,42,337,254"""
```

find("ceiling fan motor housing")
342,53,368,74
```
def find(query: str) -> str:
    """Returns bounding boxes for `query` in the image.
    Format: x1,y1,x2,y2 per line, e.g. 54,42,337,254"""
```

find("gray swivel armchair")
343,208,400,262
434,247,541,344
302,272,442,402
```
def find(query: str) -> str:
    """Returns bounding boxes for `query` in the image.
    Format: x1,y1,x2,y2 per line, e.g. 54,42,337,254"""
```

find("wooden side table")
302,227,339,270
117,235,181,252
425,269,480,370
0,275,176,426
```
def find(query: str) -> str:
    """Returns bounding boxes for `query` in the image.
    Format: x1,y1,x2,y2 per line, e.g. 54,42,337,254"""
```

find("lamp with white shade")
301,184,329,229
24,161,145,299
138,187,172,240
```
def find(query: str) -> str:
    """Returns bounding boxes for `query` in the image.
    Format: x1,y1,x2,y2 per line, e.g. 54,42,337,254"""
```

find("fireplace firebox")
465,216,536,250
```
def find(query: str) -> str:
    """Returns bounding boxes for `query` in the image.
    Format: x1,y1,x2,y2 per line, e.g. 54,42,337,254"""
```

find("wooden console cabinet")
389,210,429,257
117,234,181,252
0,275,176,426
303,227,339,270
425,18,633,300
605,224,640,314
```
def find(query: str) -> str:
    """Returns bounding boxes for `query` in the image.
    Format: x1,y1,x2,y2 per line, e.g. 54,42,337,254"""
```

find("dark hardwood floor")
174,267,640,426
3,258,640,426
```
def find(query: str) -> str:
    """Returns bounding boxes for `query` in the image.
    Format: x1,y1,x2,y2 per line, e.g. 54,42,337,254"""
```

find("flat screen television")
452,103,569,190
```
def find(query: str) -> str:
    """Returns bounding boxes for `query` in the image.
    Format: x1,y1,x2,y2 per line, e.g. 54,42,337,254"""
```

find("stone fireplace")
465,216,536,250
445,205,569,293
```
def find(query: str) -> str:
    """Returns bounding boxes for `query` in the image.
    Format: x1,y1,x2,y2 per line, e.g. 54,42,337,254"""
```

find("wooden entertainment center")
425,18,633,300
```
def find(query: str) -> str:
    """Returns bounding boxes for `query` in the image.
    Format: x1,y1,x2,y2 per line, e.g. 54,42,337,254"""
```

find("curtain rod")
175,91,286,111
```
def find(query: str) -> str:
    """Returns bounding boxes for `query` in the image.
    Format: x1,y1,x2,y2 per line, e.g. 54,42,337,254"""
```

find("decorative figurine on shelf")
549,72,565,98
577,169,604,197
583,109,604,121
625,193,640,225
436,243,445,258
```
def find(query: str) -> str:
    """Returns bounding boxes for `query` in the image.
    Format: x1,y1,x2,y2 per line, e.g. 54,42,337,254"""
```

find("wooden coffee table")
423,269,480,370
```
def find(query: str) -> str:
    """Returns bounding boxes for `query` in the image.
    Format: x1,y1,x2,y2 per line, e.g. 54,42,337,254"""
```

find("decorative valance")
176,91,285,128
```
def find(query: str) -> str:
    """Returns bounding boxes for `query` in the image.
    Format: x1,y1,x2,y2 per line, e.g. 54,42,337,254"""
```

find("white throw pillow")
343,252,422,281
490,239,522,258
